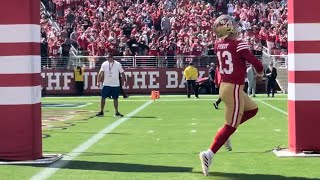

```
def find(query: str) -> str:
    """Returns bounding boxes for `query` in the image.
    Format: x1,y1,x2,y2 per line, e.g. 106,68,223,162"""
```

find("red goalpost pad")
0,0,42,160
288,0,320,153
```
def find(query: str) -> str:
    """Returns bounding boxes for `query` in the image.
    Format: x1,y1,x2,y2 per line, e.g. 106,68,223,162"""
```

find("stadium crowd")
40,0,288,68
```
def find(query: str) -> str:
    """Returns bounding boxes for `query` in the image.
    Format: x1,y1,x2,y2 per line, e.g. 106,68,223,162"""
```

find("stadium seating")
40,0,288,68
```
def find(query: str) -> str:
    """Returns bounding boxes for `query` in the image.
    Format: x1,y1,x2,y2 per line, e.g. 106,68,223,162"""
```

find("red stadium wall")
41,68,268,95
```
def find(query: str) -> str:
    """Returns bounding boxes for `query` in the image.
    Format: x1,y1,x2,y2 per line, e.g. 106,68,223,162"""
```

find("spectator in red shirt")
266,26,277,53
148,39,158,56
277,29,288,49
49,41,60,69
259,27,268,47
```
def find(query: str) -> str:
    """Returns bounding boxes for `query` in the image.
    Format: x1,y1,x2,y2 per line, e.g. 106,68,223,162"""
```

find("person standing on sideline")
199,15,264,176
246,64,257,97
208,63,216,95
265,62,277,97
213,63,222,109
183,62,199,98
74,65,85,96
96,54,127,117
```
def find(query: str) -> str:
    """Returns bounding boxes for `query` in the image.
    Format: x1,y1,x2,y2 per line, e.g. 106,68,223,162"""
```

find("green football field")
1,94,320,180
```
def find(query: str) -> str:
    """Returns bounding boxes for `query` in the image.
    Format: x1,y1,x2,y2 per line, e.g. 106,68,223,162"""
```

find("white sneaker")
199,150,213,176
224,138,232,151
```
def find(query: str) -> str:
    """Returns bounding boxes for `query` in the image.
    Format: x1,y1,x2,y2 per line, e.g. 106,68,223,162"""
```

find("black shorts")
101,86,120,99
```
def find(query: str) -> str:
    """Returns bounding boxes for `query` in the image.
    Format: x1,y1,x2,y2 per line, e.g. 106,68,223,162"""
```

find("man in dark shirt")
265,62,277,97
208,63,216,94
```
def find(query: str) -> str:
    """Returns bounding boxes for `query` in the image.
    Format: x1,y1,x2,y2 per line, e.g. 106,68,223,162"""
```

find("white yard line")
256,99,288,115
42,103,92,109
73,103,92,108
190,130,197,133
30,100,153,180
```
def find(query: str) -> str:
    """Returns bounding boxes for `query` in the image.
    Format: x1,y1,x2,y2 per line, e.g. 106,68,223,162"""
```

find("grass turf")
0,95,319,180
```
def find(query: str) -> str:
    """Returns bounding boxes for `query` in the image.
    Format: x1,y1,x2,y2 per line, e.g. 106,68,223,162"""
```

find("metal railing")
261,49,288,69
268,54,288,69
41,55,265,70
41,55,216,69
40,2,60,33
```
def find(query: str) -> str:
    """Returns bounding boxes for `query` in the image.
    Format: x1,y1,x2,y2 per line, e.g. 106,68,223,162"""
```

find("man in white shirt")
96,54,127,117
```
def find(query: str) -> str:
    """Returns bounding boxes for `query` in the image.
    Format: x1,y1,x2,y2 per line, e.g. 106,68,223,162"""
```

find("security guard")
183,62,199,98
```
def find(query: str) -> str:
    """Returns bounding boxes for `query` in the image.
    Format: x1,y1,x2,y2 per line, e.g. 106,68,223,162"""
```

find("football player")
199,15,264,176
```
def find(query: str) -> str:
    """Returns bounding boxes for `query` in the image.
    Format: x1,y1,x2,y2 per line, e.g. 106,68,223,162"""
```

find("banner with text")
41,68,209,95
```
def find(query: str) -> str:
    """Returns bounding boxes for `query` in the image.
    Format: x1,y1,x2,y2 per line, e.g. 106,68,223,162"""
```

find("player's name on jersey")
216,44,229,49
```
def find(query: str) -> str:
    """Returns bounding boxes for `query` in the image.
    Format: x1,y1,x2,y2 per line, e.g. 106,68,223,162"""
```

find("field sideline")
1,94,320,180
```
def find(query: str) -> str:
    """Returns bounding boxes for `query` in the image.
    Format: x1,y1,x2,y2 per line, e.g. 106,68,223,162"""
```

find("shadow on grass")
42,151,272,157
194,171,320,180
42,132,128,139
47,132,129,135
56,160,192,172
128,116,157,119
42,151,200,157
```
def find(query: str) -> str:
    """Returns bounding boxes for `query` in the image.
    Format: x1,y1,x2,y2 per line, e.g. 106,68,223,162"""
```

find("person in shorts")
96,54,127,117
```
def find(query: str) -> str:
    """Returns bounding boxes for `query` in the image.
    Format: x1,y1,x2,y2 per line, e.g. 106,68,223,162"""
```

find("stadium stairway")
40,2,78,57
276,68,288,94
40,2,60,33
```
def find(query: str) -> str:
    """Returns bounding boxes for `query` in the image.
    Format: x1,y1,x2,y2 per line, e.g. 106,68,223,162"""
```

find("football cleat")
199,151,213,176
213,102,219,109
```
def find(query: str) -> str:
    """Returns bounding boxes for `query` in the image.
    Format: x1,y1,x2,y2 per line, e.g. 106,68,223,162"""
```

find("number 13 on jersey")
217,51,234,74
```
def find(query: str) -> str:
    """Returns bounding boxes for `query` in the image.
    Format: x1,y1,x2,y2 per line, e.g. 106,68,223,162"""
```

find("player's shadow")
194,171,320,180
57,160,192,172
